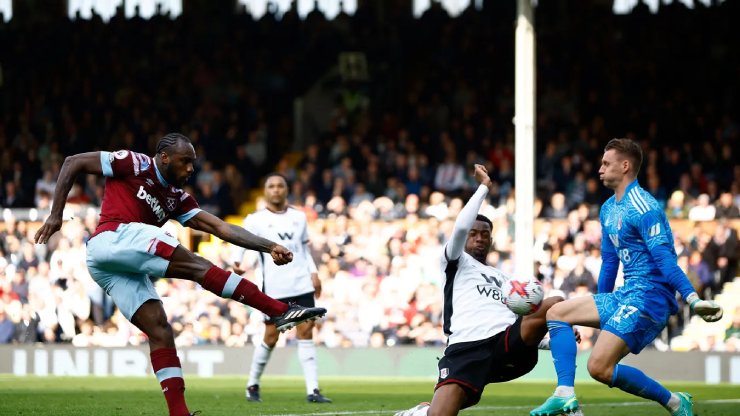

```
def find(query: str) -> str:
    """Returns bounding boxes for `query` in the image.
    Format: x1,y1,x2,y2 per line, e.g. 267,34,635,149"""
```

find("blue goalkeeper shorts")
593,289,671,354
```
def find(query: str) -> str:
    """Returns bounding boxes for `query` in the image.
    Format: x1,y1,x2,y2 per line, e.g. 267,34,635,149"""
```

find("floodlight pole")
514,0,536,278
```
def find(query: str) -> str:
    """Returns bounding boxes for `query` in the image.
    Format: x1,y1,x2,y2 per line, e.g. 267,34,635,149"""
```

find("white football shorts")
86,222,180,321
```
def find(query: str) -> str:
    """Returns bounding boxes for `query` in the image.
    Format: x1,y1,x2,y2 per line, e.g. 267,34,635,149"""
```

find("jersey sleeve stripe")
628,189,648,214
633,188,652,212
176,208,202,225
100,151,114,177
132,152,140,175
630,188,650,214
627,195,643,214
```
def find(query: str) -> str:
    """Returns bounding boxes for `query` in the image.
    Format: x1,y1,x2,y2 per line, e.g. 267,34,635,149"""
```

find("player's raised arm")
185,210,294,265
445,164,492,261
34,151,104,244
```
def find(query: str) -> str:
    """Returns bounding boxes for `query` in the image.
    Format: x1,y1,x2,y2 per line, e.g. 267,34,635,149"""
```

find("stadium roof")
0,0,727,24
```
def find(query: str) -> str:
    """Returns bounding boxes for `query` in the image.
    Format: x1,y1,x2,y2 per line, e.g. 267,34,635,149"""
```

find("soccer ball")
502,278,544,315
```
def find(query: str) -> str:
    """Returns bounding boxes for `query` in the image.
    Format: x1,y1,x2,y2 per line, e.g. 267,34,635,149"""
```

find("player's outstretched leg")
166,247,327,327
199,265,326,329
273,302,326,332
200,265,287,315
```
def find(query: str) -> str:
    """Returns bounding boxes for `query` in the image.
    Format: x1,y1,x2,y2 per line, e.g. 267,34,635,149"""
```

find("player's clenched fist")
270,245,294,265
473,164,493,188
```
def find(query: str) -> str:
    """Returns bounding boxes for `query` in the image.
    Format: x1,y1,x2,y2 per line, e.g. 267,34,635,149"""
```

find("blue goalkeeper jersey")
599,180,694,316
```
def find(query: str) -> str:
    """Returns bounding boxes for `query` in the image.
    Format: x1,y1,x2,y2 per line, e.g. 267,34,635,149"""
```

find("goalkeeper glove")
686,292,723,322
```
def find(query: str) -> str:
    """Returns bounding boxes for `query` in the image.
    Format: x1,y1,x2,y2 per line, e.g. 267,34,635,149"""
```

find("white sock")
537,337,551,350
666,393,681,412
412,403,430,416
554,386,575,397
298,339,319,394
248,342,273,388
398,402,430,416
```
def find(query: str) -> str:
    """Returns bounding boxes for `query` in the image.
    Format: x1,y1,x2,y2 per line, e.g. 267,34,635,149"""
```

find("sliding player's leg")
427,383,467,416
519,296,564,346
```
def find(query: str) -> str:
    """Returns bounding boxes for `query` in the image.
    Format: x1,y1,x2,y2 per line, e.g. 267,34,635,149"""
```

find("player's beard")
168,166,189,188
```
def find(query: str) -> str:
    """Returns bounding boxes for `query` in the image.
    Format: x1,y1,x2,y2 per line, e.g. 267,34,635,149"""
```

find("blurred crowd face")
719,192,734,208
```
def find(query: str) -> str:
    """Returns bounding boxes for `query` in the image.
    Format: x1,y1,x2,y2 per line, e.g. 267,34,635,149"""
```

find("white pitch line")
271,399,740,416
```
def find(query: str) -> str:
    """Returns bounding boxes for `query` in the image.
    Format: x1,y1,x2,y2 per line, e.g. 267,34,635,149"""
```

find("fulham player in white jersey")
240,173,331,404
395,164,578,416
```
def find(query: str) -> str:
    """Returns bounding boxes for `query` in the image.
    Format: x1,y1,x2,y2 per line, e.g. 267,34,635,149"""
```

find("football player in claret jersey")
238,173,331,403
531,138,723,416
395,164,578,416
33,133,327,416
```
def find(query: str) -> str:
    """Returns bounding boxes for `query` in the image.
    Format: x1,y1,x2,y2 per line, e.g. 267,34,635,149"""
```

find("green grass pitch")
1,375,738,415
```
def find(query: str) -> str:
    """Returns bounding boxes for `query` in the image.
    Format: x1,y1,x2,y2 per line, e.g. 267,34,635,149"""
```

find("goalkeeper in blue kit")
531,138,723,416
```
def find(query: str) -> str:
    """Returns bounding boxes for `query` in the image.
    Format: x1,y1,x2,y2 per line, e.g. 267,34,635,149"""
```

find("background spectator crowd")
1,1,739,353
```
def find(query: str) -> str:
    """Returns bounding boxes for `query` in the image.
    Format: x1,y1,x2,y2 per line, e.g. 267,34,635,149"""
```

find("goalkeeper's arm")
651,243,723,322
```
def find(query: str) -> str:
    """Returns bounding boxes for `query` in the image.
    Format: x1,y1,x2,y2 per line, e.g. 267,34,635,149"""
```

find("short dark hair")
605,138,643,176
263,172,289,187
156,133,191,154
476,214,492,229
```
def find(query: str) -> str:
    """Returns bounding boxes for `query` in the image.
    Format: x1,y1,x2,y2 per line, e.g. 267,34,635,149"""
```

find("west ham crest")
113,150,129,159
166,197,177,211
